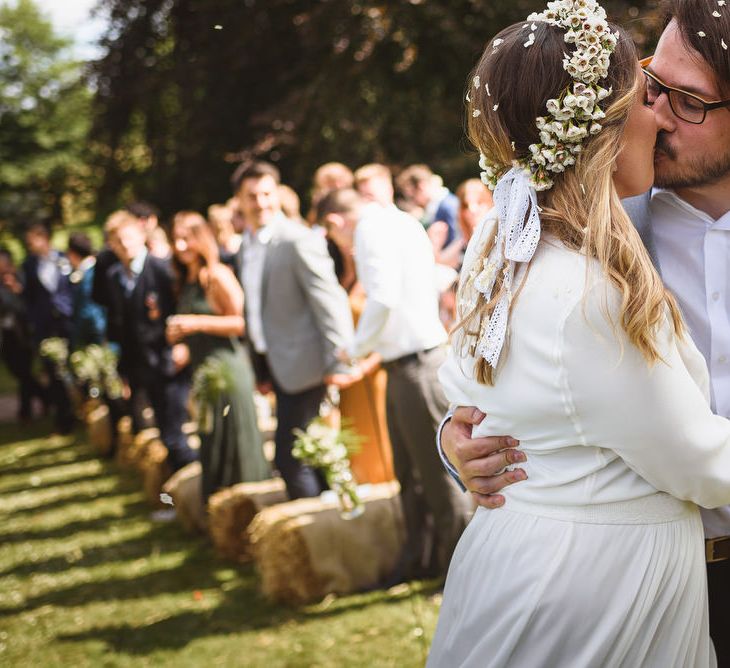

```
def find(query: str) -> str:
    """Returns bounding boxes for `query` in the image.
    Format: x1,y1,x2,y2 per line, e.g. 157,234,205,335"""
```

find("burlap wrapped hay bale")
162,461,207,534
116,427,158,469
139,439,171,507
249,481,404,604
208,478,288,562
86,403,113,456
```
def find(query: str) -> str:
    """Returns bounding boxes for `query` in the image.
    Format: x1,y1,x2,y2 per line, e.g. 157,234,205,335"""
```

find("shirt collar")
129,247,148,276
651,187,730,230
79,256,96,272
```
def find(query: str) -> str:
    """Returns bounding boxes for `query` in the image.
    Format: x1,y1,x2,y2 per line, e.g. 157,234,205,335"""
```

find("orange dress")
340,288,395,484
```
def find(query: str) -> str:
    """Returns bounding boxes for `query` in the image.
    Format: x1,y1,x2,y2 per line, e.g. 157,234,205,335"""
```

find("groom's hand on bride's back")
442,406,527,509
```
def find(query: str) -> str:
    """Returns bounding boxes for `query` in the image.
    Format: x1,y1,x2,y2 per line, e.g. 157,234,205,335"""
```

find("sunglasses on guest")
639,55,730,125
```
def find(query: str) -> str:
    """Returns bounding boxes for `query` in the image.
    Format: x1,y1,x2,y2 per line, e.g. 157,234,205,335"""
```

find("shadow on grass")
0,470,118,498
0,449,99,477
0,515,155,574
55,577,442,655
3,482,137,518
0,495,144,541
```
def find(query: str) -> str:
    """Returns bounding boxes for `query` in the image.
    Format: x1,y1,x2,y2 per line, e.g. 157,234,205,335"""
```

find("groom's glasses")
640,56,730,124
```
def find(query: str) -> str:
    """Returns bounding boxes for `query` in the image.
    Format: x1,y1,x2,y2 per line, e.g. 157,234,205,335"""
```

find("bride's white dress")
428,213,730,667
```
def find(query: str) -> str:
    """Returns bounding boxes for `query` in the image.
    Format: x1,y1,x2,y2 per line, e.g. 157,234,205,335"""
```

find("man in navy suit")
21,223,74,433
102,211,196,472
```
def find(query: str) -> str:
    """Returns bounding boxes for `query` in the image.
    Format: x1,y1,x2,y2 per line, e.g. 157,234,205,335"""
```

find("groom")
439,0,730,661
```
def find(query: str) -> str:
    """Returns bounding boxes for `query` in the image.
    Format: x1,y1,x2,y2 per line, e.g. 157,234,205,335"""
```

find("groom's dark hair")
664,0,730,94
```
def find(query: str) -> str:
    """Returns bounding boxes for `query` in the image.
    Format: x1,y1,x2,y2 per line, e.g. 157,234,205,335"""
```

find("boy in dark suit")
103,211,196,472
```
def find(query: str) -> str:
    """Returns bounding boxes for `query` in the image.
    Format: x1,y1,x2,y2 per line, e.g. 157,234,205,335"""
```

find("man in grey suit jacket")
233,162,357,499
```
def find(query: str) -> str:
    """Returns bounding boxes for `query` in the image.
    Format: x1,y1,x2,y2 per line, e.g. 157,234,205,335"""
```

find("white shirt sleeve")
562,281,730,509
349,219,400,358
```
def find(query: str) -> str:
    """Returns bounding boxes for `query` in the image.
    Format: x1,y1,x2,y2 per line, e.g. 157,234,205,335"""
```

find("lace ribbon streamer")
474,167,541,367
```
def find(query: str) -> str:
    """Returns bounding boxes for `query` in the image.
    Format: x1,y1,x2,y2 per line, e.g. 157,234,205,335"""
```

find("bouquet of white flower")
39,337,70,377
70,344,124,400
292,418,364,519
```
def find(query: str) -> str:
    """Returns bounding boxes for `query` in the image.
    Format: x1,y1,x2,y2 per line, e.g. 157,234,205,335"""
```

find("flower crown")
479,0,619,191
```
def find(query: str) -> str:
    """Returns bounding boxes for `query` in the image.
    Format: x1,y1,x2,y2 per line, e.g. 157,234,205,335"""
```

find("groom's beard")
654,131,730,189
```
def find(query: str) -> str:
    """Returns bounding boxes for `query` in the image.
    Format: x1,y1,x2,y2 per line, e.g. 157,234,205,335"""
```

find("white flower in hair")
479,0,617,191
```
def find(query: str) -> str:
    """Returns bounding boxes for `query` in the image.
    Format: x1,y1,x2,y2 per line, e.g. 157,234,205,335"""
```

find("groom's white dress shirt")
650,188,730,539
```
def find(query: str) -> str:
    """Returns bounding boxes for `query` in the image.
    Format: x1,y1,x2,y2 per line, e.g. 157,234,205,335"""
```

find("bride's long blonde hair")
456,21,684,385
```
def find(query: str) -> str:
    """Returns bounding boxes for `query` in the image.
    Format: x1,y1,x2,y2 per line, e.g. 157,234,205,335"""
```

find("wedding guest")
207,204,242,255
226,197,247,234
167,211,269,500
127,201,168,258
354,163,397,209
21,223,74,434
279,184,305,225
0,247,45,421
396,164,460,251
308,162,355,225
439,1,730,660
326,217,395,485
103,211,196,472
319,188,472,580
233,160,356,499
66,232,106,350
147,226,172,261
439,179,494,270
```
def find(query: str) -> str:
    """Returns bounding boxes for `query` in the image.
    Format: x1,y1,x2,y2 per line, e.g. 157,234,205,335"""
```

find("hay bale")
140,439,171,507
162,462,207,534
249,481,404,604
86,403,113,456
116,427,158,469
208,479,288,562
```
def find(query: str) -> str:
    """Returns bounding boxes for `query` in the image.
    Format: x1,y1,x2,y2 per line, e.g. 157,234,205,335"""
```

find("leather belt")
705,536,730,563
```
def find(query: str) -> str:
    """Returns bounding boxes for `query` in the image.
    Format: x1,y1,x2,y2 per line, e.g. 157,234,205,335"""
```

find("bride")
428,1,730,666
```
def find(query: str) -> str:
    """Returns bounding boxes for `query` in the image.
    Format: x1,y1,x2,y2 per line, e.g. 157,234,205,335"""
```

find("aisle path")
0,418,440,667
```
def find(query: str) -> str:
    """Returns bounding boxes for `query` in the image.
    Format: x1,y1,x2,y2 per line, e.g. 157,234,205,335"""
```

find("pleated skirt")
428,494,715,668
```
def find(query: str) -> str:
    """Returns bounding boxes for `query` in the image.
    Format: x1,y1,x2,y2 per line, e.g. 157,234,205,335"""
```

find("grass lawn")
0,420,442,667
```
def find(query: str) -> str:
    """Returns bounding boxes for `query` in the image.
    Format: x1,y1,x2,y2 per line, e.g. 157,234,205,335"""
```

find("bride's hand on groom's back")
443,406,527,509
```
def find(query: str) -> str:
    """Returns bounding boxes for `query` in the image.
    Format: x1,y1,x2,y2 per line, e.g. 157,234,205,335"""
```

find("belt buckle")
705,536,730,563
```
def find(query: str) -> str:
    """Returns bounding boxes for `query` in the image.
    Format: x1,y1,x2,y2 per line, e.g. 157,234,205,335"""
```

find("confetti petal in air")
524,33,536,47
223,404,231,417
698,31,707,37
493,103,499,111
472,109,481,117
713,10,722,17
214,24,223,30
486,83,491,96
723,38,728,49
719,1,727,6
473,75,481,88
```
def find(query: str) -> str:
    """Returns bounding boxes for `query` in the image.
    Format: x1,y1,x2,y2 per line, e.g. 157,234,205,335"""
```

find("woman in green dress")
166,211,269,500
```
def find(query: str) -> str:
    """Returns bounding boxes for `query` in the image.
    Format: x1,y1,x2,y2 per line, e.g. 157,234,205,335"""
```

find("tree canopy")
0,0,93,234
90,0,662,218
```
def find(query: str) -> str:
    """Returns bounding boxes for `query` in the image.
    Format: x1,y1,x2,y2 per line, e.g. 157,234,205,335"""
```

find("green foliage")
0,0,95,234
90,0,662,216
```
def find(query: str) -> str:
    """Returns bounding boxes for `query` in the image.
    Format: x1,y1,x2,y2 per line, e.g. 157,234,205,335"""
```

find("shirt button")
712,292,720,301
